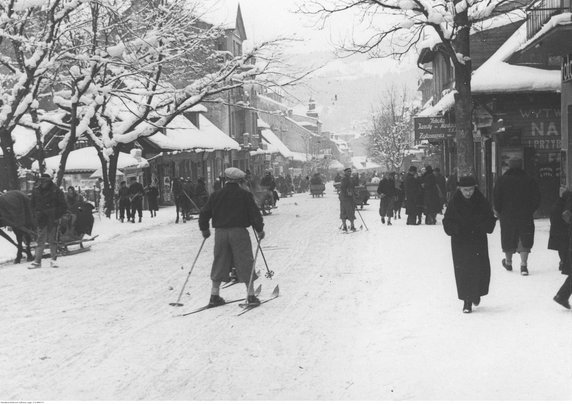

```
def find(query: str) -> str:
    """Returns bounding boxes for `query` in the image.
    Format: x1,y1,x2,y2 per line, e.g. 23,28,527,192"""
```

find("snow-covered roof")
0,111,66,157
144,114,239,152
417,91,456,117
257,94,291,113
472,21,561,94
329,159,344,170
259,128,293,158
32,147,149,173
290,151,308,162
351,156,381,171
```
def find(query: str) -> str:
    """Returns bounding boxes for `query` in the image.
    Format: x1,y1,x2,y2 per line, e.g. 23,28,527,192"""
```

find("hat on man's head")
458,176,477,187
40,173,52,179
224,167,246,180
344,167,352,173
409,165,417,172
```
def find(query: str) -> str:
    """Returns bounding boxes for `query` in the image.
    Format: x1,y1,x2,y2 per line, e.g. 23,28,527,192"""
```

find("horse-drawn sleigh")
0,190,96,264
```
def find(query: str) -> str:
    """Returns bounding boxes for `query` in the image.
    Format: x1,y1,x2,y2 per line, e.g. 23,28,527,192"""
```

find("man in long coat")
404,166,421,225
443,176,497,313
493,159,541,275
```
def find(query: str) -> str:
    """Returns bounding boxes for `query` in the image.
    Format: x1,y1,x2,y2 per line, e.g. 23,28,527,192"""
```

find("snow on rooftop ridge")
260,128,293,159
472,21,561,94
145,114,239,152
32,147,149,173
417,91,456,117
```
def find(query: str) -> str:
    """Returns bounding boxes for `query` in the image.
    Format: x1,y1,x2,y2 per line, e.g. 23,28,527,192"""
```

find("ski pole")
246,234,262,296
169,238,207,307
356,208,369,231
253,230,274,279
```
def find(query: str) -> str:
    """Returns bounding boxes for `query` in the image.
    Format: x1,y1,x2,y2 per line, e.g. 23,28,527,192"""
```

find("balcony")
526,0,571,40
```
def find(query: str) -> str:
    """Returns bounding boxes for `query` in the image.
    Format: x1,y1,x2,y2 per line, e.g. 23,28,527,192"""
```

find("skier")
28,173,68,269
199,167,265,307
339,167,356,231
443,176,497,313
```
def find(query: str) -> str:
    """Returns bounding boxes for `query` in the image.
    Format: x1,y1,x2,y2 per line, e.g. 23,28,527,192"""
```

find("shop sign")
562,54,572,83
414,116,456,141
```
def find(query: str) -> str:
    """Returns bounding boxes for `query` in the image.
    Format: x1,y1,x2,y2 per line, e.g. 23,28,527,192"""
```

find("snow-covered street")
1,182,571,401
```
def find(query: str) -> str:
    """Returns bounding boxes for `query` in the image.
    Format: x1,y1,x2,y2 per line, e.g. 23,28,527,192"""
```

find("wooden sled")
57,234,99,256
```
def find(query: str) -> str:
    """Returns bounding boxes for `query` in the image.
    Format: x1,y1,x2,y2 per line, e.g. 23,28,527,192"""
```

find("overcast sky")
202,0,361,54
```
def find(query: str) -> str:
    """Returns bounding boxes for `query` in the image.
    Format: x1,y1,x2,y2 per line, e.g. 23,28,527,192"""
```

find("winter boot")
246,295,261,306
381,217,385,224
502,259,513,271
209,295,226,307
553,294,571,309
463,300,472,313
473,296,480,306
520,266,529,276
50,259,58,268
387,218,392,226
28,262,41,270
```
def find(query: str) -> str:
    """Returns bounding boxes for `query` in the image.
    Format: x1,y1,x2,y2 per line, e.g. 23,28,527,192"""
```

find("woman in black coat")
443,176,497,313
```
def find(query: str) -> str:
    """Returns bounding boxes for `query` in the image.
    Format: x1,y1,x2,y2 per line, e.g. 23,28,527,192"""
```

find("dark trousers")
119,199,131,220
557,275,572,299
130,198,143,220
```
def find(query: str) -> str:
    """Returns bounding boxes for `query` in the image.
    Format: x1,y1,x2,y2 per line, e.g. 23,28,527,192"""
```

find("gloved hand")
257,230,265,240
201,229,211,239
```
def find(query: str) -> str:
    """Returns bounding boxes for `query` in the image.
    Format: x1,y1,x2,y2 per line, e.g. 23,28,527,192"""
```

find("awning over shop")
32,147,149,173
259,128,292,158
145,114,240,152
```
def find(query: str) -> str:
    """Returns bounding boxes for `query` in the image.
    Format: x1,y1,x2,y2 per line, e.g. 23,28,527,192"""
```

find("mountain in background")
283,51,422,136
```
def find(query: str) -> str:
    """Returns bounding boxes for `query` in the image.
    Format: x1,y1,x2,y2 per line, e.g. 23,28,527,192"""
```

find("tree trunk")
56,102,79,187
0,127,20,190
453,6,474,178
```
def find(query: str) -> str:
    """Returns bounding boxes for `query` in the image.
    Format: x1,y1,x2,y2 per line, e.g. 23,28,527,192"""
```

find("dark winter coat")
421,171,442,214
404,173,421,215
30,181,67,228
443,188,496,300
435,173,447,204
493,168,541,251
377,178,396,217
128,182,145,201
549,192,572,275
145,185,159,211
199,182,264,232
339,175,355,201
260,174,276,190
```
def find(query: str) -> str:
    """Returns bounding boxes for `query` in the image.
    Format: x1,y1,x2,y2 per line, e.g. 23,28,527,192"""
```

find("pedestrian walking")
145,181,159,217
128,177,145,223
404,166,422,225
443,176,497,313
377,172,396,225
28,173,68,269
421,165,442,225
199,167,265,307
550,190,572,309
117,181,131,222
339,167,356,231
493,159,541,275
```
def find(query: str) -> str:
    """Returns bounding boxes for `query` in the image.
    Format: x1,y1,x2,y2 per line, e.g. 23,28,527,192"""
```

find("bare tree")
299,0,527,177
367,86,415,171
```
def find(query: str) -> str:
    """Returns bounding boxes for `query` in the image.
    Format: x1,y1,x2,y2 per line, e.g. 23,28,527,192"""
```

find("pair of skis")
175,285,279,317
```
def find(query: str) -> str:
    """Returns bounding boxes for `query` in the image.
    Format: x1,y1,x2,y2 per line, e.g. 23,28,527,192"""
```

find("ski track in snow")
0,182,571,400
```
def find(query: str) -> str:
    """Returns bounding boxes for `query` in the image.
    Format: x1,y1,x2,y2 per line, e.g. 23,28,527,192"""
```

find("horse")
0,190,36,264
172,178,193,223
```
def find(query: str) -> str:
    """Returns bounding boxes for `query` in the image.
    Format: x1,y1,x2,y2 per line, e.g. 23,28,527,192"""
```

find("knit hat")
224,167,246,180
458,176,477,187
